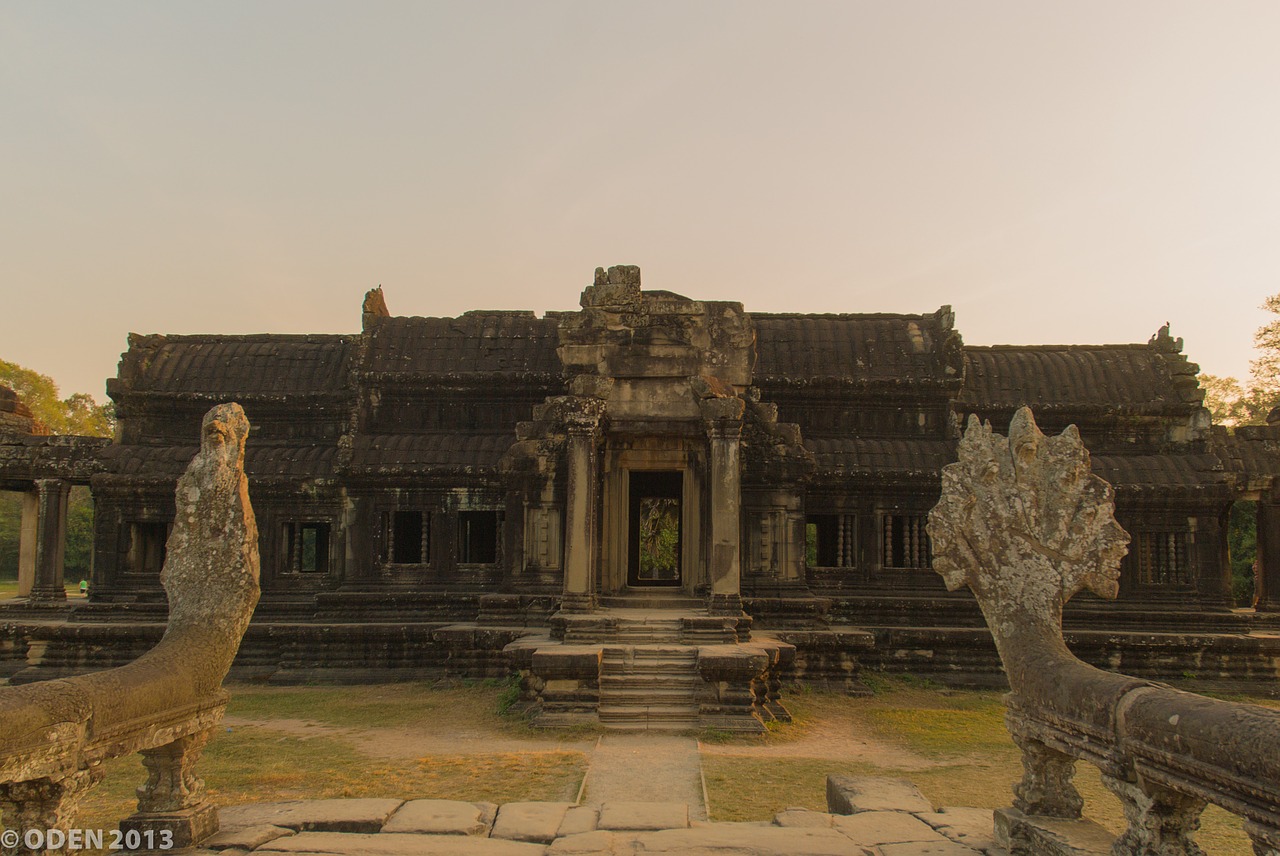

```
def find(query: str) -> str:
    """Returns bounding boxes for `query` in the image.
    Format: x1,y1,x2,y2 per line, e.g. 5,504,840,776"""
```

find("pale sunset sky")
3,2,1280,401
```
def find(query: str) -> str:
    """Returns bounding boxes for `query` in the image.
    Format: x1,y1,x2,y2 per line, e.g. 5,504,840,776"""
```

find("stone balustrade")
0,404,260,855
928,407,1280,856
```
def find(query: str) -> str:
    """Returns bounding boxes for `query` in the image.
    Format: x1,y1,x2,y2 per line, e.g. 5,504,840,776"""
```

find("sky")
3,2,1280,402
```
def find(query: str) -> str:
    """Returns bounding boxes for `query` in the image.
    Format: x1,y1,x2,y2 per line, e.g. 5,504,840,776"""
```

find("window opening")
805,514,856,568
882,513,930,569
459,510,500,564
383,510,428,564
283,522,330,573
1136,531,1190,585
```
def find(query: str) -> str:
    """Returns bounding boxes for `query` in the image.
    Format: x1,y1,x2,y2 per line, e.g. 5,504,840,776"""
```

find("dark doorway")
628,471,683,587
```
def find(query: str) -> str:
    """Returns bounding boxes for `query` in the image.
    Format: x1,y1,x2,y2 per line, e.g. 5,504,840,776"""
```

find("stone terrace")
189,777,1000,855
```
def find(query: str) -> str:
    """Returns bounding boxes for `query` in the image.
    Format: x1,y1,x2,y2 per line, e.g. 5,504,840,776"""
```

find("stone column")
1194,512,1232,609
1256,499,1280,612
561,420,600,613
17,489,38,597
706,415,744,616
119,729,220,848
29,479,70,603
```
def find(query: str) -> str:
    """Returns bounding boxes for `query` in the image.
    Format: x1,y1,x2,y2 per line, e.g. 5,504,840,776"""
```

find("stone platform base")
993,807,1116,855
179,793,1005,855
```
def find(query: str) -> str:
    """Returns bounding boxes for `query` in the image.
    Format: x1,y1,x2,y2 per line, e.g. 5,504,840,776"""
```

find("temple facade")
3,265,1280,694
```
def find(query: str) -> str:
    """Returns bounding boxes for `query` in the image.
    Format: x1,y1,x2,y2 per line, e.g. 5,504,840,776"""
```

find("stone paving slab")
219,799,405,834
186,788,1003,855
914,807,997,852
492,801,575,844
834,811,947,846
203,823,295,850
774,809,835,828
827,777,934,815
878,841,983,856
255,831,547,854
381,799,497,835
597,801,689,831
583,733,705,819
548,827,872,855
556,806,599,837
631,826,874,854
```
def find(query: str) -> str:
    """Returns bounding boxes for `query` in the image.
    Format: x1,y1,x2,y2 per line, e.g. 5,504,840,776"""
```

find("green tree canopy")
0,360,110,583
1200,292,1280,428
0,359,114,437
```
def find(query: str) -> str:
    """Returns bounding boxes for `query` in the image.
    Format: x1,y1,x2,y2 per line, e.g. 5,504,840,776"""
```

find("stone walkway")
186,777,1005,855
579,733,706,819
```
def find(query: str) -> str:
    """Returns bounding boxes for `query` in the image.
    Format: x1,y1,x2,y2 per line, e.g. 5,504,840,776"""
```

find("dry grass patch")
702,676,1258,856
69,686,589,846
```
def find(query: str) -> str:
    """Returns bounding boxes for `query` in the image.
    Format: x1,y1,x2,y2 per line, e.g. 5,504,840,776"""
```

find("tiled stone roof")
752,314,953,385
960,345,1196,414
349,432,514,471
102,443,341,479
114,335,354,397
804,438,956,476
1090,454,1228,491
360,313,562,378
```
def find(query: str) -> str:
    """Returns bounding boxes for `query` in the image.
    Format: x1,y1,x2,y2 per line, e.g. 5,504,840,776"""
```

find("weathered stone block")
914,807,995,851
202,823,294,850
774,809,835,828
992,807,1115,856
255,830,546,854
381,799,496,835
218,798,404,834
597,801,689,831
491,801,574,843
832,810,946,846
826,776,933,815
556,805,598,837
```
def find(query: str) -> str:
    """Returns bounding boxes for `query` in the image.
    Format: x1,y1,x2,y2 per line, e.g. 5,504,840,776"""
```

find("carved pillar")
1194,512,1232,608
1102,774,1207,856
16,489,37,597
0,769,103,856
119,729,220,848
1008,719,1083,819
29,479,70,603
561,422,600,613
707,418,744,616
339,493,376,586
1256,499,1280,611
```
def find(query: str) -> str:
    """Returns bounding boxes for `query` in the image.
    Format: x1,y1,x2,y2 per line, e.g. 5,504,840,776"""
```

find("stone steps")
598,644,700,730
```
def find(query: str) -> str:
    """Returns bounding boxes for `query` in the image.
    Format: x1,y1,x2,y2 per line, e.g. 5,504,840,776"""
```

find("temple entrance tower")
503,264,811,619
556,265,755,614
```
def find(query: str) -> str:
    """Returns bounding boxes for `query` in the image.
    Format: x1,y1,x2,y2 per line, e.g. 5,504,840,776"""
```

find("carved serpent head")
928,408,1129,622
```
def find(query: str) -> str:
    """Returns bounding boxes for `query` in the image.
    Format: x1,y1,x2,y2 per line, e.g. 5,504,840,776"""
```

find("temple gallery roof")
752,313,959,385
361,313,562,378
96,294,1226,490
960,345,1200,415
111,307,1195,413
111,334,354,398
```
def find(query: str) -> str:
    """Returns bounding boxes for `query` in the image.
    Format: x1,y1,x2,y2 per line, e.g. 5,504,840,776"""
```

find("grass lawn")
1,675,1269,856
702,675,1261,856
72,682,590,840
0,579,86,599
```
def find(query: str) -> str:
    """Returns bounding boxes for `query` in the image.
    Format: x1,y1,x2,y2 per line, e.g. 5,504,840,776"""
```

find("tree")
1200,292,1280,428
0,359,113,583
0,359,114,437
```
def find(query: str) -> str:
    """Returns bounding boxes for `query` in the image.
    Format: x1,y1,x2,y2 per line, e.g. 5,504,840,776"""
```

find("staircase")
513,603,778,731
598,644,700,730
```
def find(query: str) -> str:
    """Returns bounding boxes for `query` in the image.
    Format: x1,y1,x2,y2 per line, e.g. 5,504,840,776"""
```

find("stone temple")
2,265,1279,726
